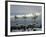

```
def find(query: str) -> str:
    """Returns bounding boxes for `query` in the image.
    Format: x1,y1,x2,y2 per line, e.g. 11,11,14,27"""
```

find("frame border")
5,1,45,36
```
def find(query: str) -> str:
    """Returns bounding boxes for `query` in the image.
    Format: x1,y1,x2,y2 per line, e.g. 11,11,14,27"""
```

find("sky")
10,5,42,16
10,5,42,27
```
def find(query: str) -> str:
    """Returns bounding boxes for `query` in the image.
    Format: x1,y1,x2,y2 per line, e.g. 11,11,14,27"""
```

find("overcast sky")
10,5,42,26
10,5,42,16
